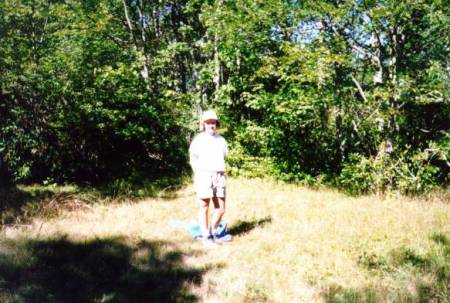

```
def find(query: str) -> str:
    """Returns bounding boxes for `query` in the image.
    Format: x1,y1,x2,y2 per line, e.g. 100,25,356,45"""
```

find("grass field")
1,178,449,302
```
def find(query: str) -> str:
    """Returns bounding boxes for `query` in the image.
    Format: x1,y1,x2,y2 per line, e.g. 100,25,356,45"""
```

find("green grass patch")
341,232,450,303
324,286,378,303
0,175,190,226
1,178,449,302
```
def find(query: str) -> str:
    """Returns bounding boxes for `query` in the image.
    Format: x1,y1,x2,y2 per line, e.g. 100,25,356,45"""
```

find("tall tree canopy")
1,0,448,193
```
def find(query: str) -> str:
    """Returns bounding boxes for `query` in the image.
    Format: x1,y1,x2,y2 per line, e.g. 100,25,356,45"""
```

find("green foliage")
0,0,193,184
339,148,442,195
226,143,275,178
220,0,449,193
338,154,377,195
0,0,448,194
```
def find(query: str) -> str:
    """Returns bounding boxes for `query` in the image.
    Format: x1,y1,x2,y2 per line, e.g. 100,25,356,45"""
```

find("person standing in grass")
189,110,228,247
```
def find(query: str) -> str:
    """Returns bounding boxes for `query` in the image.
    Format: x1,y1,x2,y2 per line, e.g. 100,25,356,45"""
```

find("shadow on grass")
0,186,62,225
92,174,190,201
0,175,189,226
323,232,450,303
0,236,208,302
228,216,272,236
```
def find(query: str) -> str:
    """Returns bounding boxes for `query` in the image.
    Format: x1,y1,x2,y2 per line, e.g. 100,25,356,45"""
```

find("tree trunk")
213,0,224,103
371,31,383,85
122,0,150,86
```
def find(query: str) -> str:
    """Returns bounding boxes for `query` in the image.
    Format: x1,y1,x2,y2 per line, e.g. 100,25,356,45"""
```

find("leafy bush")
226,143,275,178
338,154,375,195
226,142,323,188
338,148,441,195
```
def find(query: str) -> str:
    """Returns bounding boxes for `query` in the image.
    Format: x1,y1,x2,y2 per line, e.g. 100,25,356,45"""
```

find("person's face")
204,119,217,134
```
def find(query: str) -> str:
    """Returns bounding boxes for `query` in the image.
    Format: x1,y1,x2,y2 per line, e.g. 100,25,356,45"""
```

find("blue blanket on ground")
169,220,232,241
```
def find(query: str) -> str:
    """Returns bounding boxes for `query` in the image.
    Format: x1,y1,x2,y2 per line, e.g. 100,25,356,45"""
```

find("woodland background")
1,0,449,195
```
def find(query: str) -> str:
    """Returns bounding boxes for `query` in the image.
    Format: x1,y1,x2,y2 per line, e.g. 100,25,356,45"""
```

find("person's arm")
190,151,199,172
189,137,199,172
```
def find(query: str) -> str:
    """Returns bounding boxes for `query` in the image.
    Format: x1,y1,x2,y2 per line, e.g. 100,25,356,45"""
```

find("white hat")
199,110,220,131
201,110,219,123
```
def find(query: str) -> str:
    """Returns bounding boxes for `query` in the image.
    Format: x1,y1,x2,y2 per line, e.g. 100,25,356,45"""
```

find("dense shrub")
338,149,442,195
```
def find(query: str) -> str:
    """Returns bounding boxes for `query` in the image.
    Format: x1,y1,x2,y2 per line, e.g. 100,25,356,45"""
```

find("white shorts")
194,170,226,199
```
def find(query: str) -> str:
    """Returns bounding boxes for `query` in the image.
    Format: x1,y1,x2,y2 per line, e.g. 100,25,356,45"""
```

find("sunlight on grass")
1,178,449,302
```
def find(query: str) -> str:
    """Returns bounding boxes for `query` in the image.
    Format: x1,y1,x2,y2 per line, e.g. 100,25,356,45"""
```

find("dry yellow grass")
2,178,449,302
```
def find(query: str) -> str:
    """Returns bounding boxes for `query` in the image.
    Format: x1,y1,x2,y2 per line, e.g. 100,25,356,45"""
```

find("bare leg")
210,197,225,233
198,198,210,238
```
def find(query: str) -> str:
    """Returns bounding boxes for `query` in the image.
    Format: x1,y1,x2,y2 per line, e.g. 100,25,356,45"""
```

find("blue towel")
169,220,232,241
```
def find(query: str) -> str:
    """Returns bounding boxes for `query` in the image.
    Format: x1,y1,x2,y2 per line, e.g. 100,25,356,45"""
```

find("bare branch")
351,74,368,103
122,0,137,46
